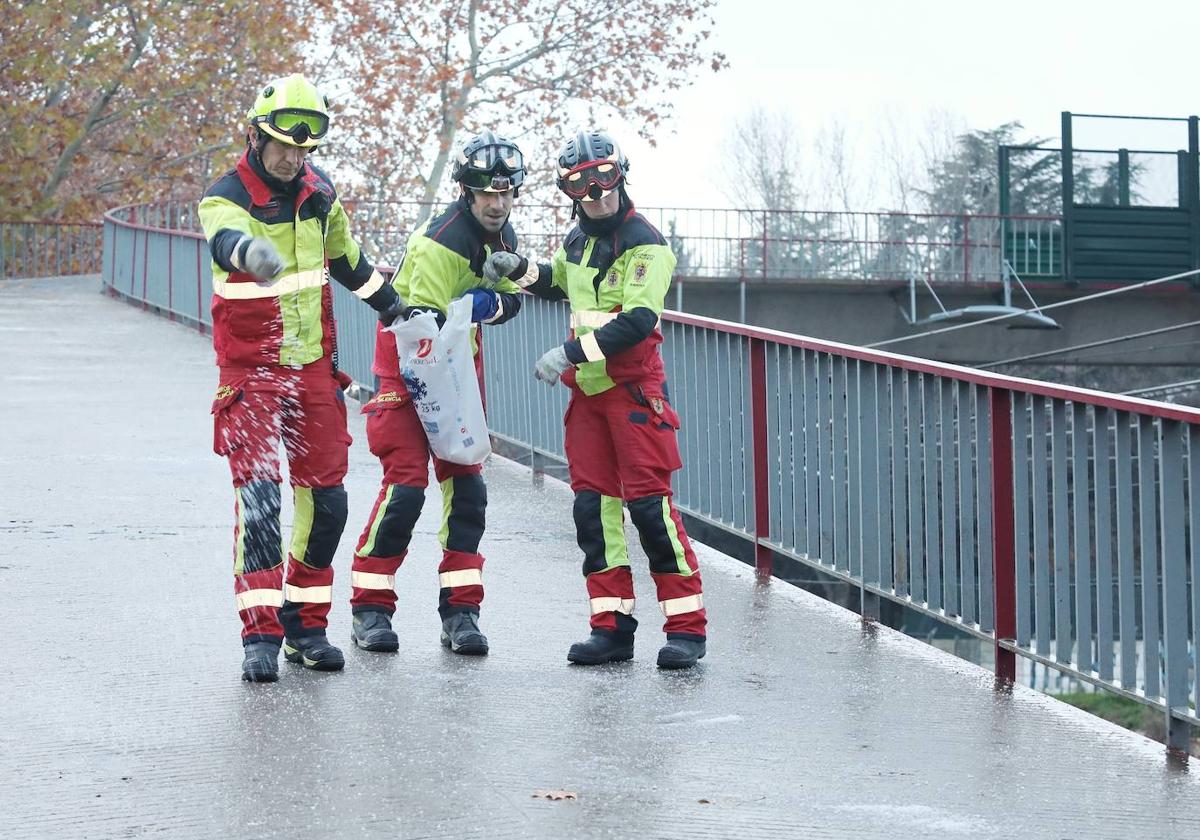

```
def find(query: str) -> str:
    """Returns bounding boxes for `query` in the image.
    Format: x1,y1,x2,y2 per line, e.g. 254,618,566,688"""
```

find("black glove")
378,294,406,327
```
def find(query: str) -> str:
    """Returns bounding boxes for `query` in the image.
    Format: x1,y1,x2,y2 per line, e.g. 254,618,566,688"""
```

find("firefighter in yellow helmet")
197,74,404,682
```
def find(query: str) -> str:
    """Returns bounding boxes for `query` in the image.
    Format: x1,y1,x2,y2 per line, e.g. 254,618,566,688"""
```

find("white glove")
243,237,283,283
534,346,571,385
483,251,523,287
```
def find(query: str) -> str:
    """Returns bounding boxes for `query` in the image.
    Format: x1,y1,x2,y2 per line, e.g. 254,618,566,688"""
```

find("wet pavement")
2,276,1199,840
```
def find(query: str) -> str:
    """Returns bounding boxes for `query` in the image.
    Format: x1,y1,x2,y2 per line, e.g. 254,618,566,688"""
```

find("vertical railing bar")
991,387,1017,684
1094,408,1115,683
876,366,893,598
957,381,976,625
1115,411,1138,689
749,337,772,578
1052,400,1073,665
804,349,819,560
1157,420,1189,754
922,375,941,610
940,378,956,617
830,357,847,570
1189,425,1200,722
818,354,834,565
1072,403,1094,673
977,385,995,633
847,358,863,579
861,362,881,619
906,371,922,601
1012,394,1032,646
1138,420,1161,699
1032,396,1053,656
891,368,907,598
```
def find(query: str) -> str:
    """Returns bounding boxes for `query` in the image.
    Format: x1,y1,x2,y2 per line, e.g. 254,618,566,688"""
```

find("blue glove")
463,288,499,322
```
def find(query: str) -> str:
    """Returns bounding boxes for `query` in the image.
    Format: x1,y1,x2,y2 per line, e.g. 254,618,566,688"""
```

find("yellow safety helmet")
246,74,331,148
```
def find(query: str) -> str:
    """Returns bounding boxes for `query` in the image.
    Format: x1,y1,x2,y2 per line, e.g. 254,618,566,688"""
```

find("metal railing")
482,300,1199,756
103,201,1193,757
342,200,1064,285
1,221,103,278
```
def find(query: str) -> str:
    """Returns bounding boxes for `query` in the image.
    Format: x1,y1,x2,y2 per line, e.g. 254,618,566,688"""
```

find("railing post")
990,386,1017,684
749,336,772,580
963,214,971,283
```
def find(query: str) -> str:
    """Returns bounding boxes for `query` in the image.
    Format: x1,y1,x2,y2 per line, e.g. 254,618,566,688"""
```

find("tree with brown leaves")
1,1,317,221
320,0,726,212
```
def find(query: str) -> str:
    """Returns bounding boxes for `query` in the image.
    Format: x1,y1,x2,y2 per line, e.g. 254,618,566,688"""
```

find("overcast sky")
612,0,1200,212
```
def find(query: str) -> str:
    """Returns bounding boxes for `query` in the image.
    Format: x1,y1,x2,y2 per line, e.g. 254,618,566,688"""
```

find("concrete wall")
671,278,1200,397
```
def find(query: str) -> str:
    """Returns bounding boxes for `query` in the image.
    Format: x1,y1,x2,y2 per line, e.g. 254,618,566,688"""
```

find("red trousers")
350,378,487,620
212,362,351,644
564,381,706,638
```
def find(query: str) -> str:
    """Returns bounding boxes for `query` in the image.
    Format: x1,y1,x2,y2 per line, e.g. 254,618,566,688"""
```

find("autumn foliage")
1,0,318,221
2,0,724,223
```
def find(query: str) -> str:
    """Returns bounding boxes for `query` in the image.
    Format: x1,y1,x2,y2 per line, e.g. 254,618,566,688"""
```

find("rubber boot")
567,629,635,665
352,610,400,652
440,612,488,656
656,636,706,670
283,634,346,671
242,642,280,683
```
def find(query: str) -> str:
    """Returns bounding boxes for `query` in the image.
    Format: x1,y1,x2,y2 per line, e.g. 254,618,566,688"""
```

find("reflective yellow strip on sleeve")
284,584,333,604
354,269,386,300
351,571,396,590
235,588,284,611
659,594,704,617
482,296,505,324
214,268,327,300
590,597,636,615
579,332,605,362
229,236,250,271
516,260,541,288
570,311,620,330
438,569,483,588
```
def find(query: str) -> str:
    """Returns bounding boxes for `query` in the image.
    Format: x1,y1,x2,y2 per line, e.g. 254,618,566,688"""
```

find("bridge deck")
2,277,1197,839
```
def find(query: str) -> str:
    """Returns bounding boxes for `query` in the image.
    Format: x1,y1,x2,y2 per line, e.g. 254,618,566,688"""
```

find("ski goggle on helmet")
246,74,331,148
454,132,526,193
558,160,625,201
555,131,629,201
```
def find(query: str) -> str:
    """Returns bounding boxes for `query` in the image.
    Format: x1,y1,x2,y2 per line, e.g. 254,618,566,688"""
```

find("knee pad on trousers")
444,474,486,554
298,484,348,570
573,491,608,575
370,484,426,557
628,495,684,575
238,480,282,574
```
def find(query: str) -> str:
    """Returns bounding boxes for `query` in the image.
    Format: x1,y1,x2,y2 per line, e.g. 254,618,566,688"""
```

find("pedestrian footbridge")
2,264,1199,833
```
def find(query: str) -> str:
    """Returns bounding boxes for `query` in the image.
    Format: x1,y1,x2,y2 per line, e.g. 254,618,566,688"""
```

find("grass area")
1053,691,1149,732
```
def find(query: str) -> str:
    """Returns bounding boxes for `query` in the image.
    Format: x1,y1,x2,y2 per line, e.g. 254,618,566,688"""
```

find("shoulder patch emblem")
632,263,648,285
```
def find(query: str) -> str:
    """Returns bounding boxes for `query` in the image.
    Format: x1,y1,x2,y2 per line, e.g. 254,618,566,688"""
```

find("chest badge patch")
650,396,664,415
606,269,619,287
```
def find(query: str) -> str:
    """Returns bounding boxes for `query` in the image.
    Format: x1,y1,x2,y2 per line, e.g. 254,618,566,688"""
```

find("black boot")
440,612,488,655
656,636,706,669
352,610,399,652
567,629,635,665
283,634,346,671
241,642,280,682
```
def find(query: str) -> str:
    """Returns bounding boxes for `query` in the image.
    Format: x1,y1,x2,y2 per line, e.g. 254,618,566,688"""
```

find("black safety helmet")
452,130,526,197
555,130,630,201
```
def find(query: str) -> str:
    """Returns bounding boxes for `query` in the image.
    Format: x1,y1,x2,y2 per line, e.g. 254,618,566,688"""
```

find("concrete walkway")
2,276,1198,839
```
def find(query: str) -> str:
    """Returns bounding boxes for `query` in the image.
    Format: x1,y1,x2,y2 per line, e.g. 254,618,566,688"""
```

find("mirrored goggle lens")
268,109,329,141
462,170,520,192
471,144,524,174
561,162,622,198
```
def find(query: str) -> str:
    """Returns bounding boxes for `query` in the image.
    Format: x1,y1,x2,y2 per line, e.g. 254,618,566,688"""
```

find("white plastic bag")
385,296,491,465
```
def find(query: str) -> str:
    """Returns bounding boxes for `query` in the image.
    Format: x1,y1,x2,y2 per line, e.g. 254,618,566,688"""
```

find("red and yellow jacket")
198,151,397,370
